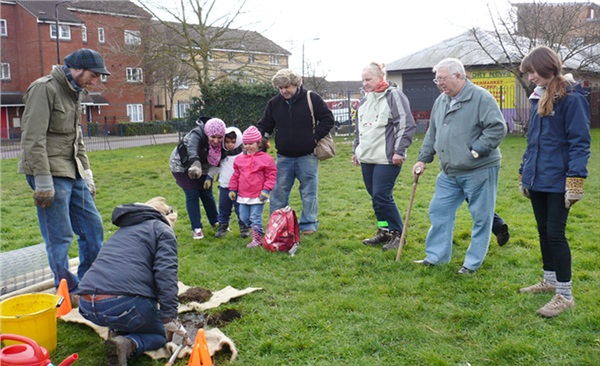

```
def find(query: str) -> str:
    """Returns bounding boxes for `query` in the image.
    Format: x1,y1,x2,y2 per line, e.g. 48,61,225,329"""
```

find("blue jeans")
239,203,265,233
78,295,165,356
182,187,218,230
529,191,571,282
217,186,243,227
423,166,499,270
270,154,319,232
26,175,103,292
361,163,403,232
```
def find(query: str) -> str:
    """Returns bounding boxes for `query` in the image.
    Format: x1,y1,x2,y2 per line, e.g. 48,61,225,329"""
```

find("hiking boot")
457,266,476,275
193,228,204,240
495,222,510,246
519,279,557,294
382,231,402,251
215,224,229,238
537,294,575,318
362,228,391,246
240,225,251,238
105,336,136,366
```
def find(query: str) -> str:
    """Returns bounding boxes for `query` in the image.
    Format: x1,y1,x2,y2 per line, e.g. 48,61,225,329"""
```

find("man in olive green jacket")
18,48,110,293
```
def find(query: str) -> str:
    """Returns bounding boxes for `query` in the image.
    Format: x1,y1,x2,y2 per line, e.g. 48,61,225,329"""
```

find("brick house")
0,0,152,139
0,0,291,139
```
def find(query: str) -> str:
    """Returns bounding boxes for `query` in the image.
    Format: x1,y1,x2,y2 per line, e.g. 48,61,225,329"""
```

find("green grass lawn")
1,131,598,365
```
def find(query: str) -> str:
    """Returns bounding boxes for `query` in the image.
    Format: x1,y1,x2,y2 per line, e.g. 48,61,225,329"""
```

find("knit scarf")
374,80,389,93
207,143,221,166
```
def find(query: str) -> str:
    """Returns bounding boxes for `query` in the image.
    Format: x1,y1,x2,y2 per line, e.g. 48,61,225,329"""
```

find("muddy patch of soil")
207,309,242,328
178,287,212,303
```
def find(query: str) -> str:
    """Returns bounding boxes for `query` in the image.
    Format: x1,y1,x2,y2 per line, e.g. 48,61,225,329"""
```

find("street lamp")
302,38,320,79
55,0,70,65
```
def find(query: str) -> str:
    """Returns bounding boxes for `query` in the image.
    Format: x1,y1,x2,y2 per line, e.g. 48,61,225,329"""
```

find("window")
124,30,141,45
126,67,143,82
51,24,71,40
269,55,280,65
100,74,107,83
173,76,189,90
208,51,213,61
127,104,143,122
0,19,7,36
98,28,105,43
82,25,87,42
1,63,10,80
228,52,235,62
248,54,255,63
175,101,190,118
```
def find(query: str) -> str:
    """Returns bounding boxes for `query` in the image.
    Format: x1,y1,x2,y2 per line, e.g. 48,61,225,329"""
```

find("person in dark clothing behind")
257,69,335,235
78,197,190,366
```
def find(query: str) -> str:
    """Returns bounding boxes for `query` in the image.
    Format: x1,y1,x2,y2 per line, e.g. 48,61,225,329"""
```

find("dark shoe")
457,266,476,275
105,336,136,366
495,223,510,246
414,259,435,267
362,228,391,246
382,231,402,251
240,225,251,238
215,223,229,238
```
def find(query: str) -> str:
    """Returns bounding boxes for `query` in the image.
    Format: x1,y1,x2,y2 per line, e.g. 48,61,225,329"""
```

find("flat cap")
64,48,110,75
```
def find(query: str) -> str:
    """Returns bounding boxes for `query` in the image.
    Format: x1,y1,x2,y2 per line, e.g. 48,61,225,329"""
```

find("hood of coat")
224,126,243,155
112,203,170,228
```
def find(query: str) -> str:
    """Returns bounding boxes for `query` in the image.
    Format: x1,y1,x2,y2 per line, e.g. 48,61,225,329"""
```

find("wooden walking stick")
396,167,421,261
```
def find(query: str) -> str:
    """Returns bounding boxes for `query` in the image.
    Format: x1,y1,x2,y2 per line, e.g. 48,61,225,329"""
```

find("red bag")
262,206,300,255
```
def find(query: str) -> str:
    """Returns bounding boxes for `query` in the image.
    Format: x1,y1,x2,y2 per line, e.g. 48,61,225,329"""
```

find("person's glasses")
433,75,455,84
166,206,174,215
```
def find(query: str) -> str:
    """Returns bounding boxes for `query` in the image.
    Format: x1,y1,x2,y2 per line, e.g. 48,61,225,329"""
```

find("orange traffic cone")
56,278,72,317
187,329,212,366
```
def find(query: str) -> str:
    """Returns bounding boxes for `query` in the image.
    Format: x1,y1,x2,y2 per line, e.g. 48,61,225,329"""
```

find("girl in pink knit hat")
228,126,278,247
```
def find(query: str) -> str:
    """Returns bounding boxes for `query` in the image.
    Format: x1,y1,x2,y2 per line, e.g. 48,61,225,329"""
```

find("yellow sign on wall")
469,69,516,108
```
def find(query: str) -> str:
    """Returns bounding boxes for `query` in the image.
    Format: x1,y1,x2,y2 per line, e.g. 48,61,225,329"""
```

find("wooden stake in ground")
396,168,421,261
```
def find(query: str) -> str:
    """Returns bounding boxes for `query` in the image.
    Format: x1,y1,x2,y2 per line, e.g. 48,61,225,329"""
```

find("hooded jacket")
519,83,591,192
219,126,243,188
169,121,222,177
353,84,416,164
18,66,90,179
257,87,335,157
228,151,277,199
77,204,179,319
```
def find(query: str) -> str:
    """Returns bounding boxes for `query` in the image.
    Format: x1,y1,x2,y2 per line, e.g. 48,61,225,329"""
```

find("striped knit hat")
242,126,262,144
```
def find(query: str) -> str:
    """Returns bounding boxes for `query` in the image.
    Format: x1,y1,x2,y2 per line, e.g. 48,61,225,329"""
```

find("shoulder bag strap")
307,90,316,131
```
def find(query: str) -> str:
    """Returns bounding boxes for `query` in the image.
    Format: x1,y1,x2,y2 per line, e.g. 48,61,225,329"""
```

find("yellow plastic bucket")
0,293,61,353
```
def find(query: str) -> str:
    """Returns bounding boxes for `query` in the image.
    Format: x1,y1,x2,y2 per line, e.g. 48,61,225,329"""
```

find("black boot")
492,214,509,246
239,224,250,238
362,228,391,246
215,223,229,238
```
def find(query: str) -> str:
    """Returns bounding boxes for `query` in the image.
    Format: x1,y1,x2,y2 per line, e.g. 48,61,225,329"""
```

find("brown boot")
362,228,391,246
105,336,136,366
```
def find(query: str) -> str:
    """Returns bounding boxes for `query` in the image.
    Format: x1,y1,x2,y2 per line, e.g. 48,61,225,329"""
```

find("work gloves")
187,161,202,179
84,169,96,199
259,190,270,202
229,190,237,201
518,174,530,199
162,318,192,345
33,175,55,208
565,177,584,209
203,175,213,190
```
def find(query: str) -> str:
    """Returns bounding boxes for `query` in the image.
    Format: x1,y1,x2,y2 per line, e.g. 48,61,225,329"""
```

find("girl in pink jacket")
228,126,278,247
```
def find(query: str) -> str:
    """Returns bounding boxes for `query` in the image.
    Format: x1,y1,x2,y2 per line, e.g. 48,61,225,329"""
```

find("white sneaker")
193,228,204,240
537,294,575,318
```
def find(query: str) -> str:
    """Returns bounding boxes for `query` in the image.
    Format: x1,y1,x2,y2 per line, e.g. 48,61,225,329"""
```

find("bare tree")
471,0,600,94
135,0,277,93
